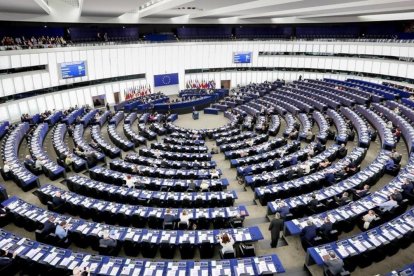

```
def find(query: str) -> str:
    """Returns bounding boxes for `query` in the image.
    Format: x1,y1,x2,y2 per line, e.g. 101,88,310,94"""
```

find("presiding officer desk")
36,182,248,228
0,226,283,275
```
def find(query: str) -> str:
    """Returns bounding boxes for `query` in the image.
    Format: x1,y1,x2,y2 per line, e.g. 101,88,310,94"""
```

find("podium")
192,111,199,120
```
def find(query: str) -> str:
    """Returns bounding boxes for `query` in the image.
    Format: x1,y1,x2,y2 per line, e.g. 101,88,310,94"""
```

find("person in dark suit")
269,213,284,248
345,161,358,176
401,179,414,199
337,144,347,159
163,209,176,228
300,220,317,248
187,180,197,192
99,230,117,248
275,202,290,218
351,185,370,199
273,160,281,170
392,189,403,203
24,155,35,169
0,250,17,267
334,192,350,206
52,191,65,209
41,216,56,235
324,171,336,186
318,217,333,237
315,141,325,153
308,194,319,209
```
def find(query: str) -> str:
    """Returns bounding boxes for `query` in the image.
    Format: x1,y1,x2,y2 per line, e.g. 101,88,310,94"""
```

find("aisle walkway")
175,112,310,275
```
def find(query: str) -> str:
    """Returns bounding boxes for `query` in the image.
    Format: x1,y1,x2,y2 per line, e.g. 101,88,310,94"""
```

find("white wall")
184,70,392,89
1,40,414,121
0,78,147,121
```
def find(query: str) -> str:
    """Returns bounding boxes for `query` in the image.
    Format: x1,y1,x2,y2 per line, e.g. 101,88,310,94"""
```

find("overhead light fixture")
139,0,165,11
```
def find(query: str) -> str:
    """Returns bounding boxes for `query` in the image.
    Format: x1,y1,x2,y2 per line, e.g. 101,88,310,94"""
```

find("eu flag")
154,73,179,87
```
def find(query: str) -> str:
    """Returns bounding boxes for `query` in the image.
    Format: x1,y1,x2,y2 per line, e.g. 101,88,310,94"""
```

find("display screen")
60,61,87,79
233,52,252,63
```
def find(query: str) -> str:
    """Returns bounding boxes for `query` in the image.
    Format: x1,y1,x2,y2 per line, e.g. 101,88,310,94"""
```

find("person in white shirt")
200,181,209,191
2,161,10,173
124,175,135,189
218,233,235,255
247,139,254,147
179,209,190,226
394,107,400,115
378,195,398,212
154,149,161,159
34,158,43,170
300,161,311,175
210,169,220,179
362,210,377,229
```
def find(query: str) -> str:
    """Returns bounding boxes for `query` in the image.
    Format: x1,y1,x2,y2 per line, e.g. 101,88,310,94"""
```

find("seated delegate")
323,251,345,276
217,233,235,256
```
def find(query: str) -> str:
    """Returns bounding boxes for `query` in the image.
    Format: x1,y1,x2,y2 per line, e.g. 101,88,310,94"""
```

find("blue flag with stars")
154,73,179,87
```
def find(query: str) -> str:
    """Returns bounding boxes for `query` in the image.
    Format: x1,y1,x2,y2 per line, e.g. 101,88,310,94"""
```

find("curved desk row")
259,147,367,206
340,107,370,148
52,124,86,172
109,159,223,181
45,111,62,126
139,147,211,161
1,123,38,191
230,139,294,167
29,123,65,180
89,166,227,192
324,78,383,102
356,105,396,150
286,153,413,237
0,227,282,275
62,108,84,125
80,109,98,127
35,184,241,229
124,152,216,170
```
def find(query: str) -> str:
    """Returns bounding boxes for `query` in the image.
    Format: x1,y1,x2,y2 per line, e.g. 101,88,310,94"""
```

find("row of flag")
124,84,152,100
185,79,216,89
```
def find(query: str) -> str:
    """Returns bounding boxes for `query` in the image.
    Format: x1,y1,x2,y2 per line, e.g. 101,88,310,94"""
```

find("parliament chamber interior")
1,1,414,275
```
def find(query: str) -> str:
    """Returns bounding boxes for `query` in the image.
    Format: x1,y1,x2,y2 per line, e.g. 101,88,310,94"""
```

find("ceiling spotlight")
44,25,47,28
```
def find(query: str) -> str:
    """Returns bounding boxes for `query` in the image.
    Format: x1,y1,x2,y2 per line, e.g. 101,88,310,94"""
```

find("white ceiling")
0,0,412,23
